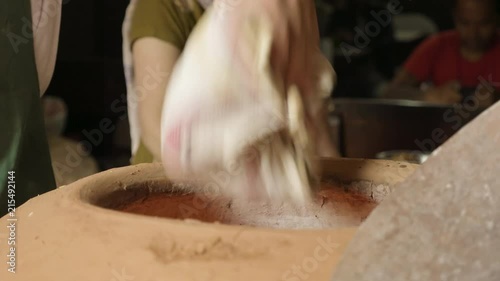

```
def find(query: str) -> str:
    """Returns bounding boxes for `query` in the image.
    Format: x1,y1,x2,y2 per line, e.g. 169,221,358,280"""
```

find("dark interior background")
45,0,130,169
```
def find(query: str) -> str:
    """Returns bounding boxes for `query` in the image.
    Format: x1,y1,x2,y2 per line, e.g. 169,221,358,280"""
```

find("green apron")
0,0,57,216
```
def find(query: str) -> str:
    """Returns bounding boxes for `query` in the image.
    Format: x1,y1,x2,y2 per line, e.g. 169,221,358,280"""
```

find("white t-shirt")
122,0,141,157
30,0,62,96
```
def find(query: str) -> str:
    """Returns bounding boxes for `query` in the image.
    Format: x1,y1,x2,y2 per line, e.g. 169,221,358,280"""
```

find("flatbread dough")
160,1,336,204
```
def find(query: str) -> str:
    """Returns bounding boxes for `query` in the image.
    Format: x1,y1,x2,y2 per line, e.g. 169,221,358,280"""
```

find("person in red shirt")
385,0,499,106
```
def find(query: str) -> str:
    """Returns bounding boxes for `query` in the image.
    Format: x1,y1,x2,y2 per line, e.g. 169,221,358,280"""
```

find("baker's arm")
382,68,424,100
31,0,62,96
381,34,454,102
132,37,180,162
383,68,462,104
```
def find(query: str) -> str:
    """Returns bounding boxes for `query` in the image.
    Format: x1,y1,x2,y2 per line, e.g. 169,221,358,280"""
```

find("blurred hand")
161,0,337,204
473,81,497,108
213,0,338,155
212,0,322,88
423,81,462,104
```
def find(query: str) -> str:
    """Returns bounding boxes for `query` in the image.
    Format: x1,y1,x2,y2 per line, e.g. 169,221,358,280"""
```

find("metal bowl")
375,150,429,164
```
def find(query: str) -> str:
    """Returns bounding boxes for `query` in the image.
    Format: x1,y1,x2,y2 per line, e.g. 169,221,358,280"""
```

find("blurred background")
41,0,497,186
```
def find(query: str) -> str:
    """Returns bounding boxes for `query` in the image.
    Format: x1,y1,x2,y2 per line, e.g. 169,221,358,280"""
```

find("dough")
160,1,336,205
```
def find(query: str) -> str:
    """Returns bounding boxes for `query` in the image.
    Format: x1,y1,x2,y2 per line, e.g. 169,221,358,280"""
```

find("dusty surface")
0,159,418,281
120,182,377,229
331,102,500,281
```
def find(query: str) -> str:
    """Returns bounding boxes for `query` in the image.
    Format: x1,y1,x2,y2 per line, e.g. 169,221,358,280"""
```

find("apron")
0,0,56,216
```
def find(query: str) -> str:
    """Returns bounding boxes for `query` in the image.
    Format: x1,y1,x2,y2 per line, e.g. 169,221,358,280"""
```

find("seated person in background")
384,0,500,106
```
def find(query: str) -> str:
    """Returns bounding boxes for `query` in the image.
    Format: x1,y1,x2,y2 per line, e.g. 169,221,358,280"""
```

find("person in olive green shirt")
124,0,208,164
